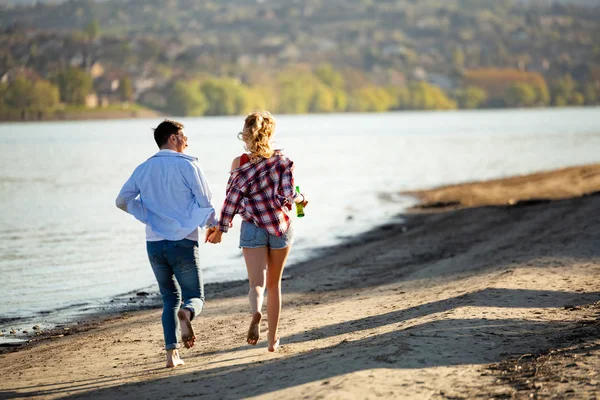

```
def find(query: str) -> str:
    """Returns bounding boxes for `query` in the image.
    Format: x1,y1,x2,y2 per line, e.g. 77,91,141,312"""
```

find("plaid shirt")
219,150,297,237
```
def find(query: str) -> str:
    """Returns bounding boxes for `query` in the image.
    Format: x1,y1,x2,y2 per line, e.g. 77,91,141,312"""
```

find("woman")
206,111,308,352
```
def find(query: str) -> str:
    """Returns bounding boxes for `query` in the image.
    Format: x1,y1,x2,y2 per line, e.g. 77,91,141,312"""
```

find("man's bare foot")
268,336,280,352
166,349,185,368
247,311,262,345
178,308,196,349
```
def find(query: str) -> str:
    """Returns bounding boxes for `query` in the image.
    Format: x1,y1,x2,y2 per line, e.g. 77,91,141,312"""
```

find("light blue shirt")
116,149,218,241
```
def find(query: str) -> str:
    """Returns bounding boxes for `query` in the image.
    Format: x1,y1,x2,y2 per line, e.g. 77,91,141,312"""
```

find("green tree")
166,80,207,116
452,47,465,69
571,92,585,106
551,75,577,106
85,19,100,41
314,64,345,90
583,83,597,105
53,67,93,105
0,83,7,110
200,78,249,116
505,83,537,107
553,95,568,107
30,80,60,111
245,86,276,112
332,89,348,112
3,78,60,118
388,87,411,110
408,82,457,110
310,84,340,113
533,83,551,106
277,79,313,113
348,86,395,112
276,70,319,114
118,76,134,102
455,86,488,109
5,77,34,110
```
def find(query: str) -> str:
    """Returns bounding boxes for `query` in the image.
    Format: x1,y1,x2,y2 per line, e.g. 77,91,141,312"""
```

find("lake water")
1,108,600,336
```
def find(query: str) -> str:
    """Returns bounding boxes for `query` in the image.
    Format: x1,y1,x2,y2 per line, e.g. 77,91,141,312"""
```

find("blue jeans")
146,239,204,350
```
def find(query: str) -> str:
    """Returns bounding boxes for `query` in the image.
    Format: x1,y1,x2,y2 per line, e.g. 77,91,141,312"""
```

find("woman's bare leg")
266,246,291,352
243,247,268,345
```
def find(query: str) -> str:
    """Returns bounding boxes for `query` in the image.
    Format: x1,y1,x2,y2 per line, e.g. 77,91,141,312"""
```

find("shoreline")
1,164,599,398
1,105,597,125
0,276,257,352
0,107,163,124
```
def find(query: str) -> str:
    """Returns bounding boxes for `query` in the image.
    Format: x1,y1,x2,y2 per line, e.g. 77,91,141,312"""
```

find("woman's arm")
207,157,244,244
280,160,309,208
218,157,246,232
230,156,241,171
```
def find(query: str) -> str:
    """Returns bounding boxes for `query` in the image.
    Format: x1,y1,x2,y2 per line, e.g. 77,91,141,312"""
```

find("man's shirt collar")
150,149,197,162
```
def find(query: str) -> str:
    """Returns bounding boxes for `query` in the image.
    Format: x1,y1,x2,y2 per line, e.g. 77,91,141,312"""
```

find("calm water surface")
1,108,599,333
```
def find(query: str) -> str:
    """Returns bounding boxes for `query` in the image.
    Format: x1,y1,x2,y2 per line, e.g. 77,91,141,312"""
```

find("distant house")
69,52,85,67
279,44,301,61
314,38,337,52
528,59,551,73
133,78,157,99
85,93,99,109
139,90,167,110
93,74,121,106
427,73,454,91
411,67,428,81
382,43,407,58
237,53,268,66
89,62,105,79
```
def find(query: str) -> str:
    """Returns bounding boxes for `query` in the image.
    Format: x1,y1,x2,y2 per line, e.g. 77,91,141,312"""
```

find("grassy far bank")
2,102,598,124
0,102,162,122
1,63,596,123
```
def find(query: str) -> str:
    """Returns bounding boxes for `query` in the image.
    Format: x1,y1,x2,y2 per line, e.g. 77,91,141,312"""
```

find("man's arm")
115,169,141,214
188,162,219,228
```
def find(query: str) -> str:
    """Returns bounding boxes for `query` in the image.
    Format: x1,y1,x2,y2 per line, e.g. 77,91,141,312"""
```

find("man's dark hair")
153,120,184,148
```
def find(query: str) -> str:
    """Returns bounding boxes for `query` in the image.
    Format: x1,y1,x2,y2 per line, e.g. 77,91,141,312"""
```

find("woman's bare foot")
178,308,196,349
247,311,262,345
268,336,280,352
166,349,185,368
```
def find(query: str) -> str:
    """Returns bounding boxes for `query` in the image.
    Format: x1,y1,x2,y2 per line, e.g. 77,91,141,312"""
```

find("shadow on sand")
1,288,598,399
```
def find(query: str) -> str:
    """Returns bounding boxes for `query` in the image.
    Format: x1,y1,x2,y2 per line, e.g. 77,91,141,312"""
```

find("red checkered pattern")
218,151,297,237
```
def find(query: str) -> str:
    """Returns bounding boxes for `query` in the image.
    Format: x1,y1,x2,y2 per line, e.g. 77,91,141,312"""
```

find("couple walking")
116,111,308,368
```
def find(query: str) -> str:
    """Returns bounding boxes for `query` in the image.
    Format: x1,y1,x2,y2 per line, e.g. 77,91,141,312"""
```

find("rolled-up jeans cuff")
182,305,195,321
165,343,180,350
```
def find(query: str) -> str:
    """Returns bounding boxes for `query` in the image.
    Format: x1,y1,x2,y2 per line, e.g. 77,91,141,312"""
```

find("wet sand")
1,164,599,399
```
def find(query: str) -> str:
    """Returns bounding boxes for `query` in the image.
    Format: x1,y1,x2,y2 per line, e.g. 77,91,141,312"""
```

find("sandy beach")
1,164,599,399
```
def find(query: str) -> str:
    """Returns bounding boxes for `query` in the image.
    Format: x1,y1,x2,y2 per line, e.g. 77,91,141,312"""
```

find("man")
116,120,218,368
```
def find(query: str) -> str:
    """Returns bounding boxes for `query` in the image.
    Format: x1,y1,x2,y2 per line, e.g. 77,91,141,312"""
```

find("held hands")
205,226,223,244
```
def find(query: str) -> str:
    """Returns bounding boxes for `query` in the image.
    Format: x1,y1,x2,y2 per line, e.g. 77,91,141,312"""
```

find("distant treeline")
0,66,132,120
1,64,596,119
144,65,597,116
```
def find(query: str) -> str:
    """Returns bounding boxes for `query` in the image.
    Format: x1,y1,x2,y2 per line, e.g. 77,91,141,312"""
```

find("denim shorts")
239,220,294,249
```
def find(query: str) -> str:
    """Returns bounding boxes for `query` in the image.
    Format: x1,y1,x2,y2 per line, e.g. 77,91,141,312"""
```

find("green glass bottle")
295,186,305,218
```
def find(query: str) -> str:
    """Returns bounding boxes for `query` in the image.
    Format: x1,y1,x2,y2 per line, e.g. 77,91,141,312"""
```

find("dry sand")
1,164,600,400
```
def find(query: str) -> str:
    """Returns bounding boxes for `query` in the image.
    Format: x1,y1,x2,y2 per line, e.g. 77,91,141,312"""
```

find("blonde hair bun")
241,111,276,160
